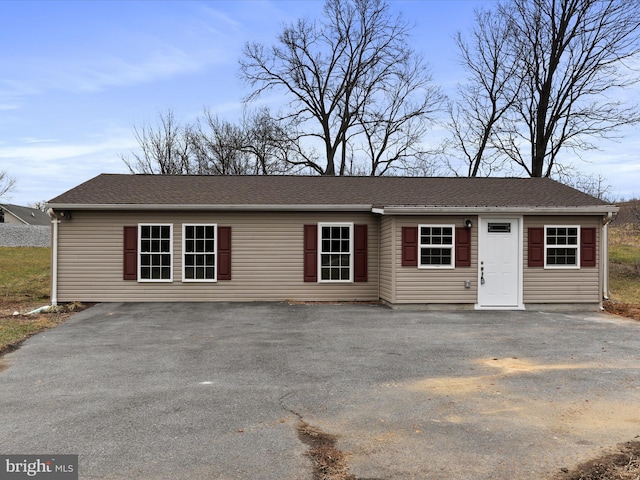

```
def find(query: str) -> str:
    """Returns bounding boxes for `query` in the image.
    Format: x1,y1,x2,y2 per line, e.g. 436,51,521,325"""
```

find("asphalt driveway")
1,302,639,479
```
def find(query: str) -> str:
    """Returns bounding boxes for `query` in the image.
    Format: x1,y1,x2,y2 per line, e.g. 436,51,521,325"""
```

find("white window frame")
318,222,354,283
182,224,217,283
418,224,455,269
138,223,173,282
544,225,580,269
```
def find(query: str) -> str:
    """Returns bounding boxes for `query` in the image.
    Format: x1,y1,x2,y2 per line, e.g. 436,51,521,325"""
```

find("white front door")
478,218,521,308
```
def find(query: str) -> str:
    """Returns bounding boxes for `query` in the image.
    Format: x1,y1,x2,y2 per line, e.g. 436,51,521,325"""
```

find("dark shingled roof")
48,174,613,209
0,203,50,225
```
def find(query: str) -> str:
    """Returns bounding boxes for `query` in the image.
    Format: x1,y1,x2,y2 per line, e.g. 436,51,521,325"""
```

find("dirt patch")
0,358,9,372
297,421,355,480
604,301,640,322
551,441,640,480
406,357,597,396
296,421,384,480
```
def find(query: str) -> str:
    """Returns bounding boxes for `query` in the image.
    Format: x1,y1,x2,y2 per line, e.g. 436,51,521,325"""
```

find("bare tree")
448,8,522,177
456,0,640,178
240,0,442,176
30,200,48,212
188,111,251,175
358,58,443,176
238,108,301,175
121,109,192,174
555,167,611,200
123,107,301,176
0,171,16,200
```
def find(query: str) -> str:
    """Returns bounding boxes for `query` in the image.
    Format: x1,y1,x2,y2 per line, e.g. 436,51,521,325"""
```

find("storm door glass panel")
320,225,352,281
139,224,173,281
183,224,216,281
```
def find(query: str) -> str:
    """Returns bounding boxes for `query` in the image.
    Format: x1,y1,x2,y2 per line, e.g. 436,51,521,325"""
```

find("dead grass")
605,224,640,319
0,246,51,304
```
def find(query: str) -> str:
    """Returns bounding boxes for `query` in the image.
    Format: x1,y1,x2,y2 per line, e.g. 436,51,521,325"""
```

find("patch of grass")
0,313,69,356
610,245,640,265
0,247,51,303
607,226,640,306
0,247,84,355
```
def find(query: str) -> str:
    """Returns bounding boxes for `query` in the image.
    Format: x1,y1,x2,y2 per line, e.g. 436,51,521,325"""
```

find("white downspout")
602,212,614,304
47,208,59,306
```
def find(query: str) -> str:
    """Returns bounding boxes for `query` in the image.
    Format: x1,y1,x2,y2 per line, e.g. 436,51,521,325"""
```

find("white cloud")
1,133,137,205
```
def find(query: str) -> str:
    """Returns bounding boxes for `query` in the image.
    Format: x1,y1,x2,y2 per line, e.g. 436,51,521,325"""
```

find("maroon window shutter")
455,227,471,267
123,226,138,280
217,226,232,280
402,226,418,267
581,227,596,267
354,224,368,282
528,227,544,267
303,224,317,282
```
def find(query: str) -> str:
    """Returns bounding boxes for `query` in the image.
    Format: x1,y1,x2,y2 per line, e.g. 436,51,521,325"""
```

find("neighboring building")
0,203,51,247
0,203,50,225
46,174,618,310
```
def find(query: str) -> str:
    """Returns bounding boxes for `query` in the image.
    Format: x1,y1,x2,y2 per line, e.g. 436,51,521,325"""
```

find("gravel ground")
0,225,50,247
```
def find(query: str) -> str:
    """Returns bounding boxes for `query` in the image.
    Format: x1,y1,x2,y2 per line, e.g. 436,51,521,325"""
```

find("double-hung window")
183,224,217,281
139,224,173,281
419,225,455,268
545,226,579,268
319,223,353,282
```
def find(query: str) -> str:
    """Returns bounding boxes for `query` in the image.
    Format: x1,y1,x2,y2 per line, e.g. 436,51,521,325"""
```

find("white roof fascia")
46,203,619,215
46,203,374,212
375,205,619,215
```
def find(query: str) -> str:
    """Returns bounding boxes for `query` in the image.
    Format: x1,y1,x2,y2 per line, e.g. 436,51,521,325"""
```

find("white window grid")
318,223,353,282
418,224,455,269
182,224,217,282
138,223,173,282
544,225,580,269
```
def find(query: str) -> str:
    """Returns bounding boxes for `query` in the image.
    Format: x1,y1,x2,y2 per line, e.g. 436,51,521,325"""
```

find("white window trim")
418,224,456,269
318,222,354,283
138,223,173,283
182,224,218,283
544,225,580,269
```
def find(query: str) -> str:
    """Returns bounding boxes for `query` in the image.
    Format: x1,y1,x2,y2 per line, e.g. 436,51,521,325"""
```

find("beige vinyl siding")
56,210,379,302
523,216,601,304
393,216,478,304
378,216,395,304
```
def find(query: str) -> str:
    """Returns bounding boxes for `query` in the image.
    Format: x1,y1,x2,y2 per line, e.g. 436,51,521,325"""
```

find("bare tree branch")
452,0,640,178
240,0,442,176
0,171,16,200
121,109,192,174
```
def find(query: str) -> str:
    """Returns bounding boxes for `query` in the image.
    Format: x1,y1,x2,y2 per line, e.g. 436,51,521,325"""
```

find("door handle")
480,262,485,285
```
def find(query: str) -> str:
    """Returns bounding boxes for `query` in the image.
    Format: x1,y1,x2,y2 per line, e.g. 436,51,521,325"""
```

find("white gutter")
47,208,59,306
377,205,620,215
45,203,374,212
46,203,620,216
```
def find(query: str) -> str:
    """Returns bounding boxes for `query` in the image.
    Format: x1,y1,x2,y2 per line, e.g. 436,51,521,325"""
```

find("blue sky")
1,0,638,206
